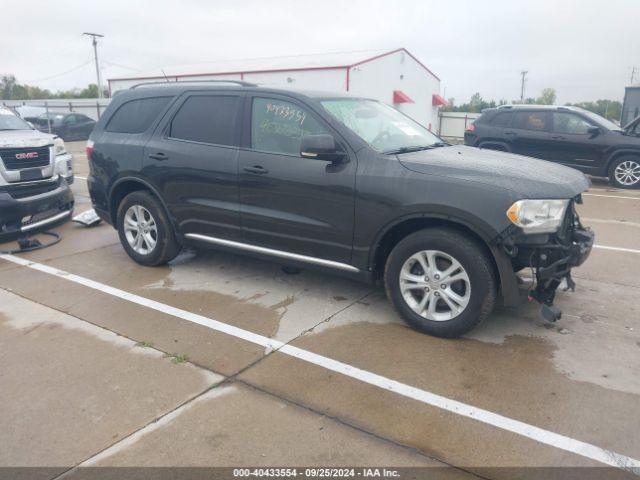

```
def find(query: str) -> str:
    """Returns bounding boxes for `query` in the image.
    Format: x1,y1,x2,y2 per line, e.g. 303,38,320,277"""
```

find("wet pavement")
1,142,639,479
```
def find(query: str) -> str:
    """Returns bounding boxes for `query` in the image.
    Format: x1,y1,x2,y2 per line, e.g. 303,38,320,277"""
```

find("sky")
3,0,638,104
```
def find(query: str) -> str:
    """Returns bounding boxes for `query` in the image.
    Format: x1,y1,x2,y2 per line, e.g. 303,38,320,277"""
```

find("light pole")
520,71,528,103
83,32,104,99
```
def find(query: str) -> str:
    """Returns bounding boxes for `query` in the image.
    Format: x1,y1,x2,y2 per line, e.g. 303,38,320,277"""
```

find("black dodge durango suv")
87,81,594,338
464,105,640,189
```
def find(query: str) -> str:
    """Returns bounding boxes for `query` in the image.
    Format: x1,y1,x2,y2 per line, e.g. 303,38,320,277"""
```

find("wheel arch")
369,213,520,307
478,140,511,152
605,149,640,173
108,176,175,231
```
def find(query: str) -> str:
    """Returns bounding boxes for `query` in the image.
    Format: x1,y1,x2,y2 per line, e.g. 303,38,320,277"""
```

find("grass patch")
135,341,154,348
165,353,188,364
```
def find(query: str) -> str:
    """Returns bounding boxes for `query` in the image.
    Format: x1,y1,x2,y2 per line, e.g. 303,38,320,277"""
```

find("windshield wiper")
384,142,450,155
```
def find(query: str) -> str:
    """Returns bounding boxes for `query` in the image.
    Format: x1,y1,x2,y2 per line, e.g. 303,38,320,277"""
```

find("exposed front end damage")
501,196,594,321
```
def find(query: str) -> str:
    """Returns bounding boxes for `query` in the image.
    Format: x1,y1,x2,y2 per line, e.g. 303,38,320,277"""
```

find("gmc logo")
15,152,39,160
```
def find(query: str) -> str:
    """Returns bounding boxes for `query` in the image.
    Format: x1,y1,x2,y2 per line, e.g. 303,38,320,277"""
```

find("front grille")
0,146,51,170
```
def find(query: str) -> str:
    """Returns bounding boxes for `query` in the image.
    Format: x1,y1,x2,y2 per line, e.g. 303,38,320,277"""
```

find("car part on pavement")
72,209,103,227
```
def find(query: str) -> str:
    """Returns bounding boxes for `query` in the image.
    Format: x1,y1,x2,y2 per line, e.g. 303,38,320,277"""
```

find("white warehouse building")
108,48,446,130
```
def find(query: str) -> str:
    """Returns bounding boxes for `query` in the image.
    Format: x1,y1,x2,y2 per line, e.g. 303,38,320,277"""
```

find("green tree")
565,100,622,121
537,88,556,105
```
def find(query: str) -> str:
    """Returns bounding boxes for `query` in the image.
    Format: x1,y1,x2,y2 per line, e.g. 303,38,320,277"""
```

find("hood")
623,115,640,133
0,129,55,148
398,145,590,199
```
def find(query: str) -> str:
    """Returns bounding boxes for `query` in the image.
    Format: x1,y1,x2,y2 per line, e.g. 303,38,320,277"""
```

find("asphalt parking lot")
1,141,639,479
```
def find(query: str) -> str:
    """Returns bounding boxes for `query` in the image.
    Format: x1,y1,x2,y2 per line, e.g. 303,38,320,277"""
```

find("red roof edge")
108,65,349,83
350,48,440,81
393,90,414,104
432,94,448,106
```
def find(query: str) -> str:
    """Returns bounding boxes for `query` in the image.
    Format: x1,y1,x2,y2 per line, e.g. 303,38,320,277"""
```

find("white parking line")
1,253,639,473
594,245,640,254
583,218,640,228
584,193,640,200
75,175,87,180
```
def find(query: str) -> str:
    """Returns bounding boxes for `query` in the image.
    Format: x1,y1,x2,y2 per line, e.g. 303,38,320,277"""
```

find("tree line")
0,74,108,100
442,88,622,121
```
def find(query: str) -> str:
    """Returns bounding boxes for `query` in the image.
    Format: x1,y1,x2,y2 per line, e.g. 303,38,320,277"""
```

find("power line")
24,58,94,83
102,59,142,72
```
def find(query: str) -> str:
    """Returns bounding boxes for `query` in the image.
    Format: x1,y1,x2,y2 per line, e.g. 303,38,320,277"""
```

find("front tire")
384,228,496,338
117,191,181,266
608,156,640,189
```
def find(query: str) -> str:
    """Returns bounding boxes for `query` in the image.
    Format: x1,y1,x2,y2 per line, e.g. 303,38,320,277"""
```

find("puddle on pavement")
141,250,372,342
295,279,640,397
290,320,640,435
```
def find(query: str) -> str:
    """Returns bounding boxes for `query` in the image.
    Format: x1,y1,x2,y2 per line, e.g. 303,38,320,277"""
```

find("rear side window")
106,97,172,134
169,95,240,146
513,111,548,131
491,112,512,127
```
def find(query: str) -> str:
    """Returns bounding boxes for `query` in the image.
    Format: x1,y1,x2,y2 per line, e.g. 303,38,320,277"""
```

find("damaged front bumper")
501,198,594,321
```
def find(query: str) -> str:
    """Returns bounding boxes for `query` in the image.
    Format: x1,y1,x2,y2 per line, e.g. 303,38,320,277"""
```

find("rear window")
513,111,548,131
106,97,172,134
490,112,512,127
169,95,240,146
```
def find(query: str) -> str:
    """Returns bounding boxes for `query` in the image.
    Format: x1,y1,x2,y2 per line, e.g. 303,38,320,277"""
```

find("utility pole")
520,71,528,103
83,32,104,99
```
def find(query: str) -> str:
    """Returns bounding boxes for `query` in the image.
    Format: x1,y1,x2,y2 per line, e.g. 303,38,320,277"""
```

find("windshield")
579,109,622,131
320,99,442,153
0,109,32,131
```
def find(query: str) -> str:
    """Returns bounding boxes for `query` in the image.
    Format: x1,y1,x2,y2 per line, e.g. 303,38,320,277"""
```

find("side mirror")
300,134,346,162
587,126,600,136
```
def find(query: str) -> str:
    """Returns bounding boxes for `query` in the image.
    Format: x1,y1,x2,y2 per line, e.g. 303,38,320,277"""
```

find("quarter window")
170,95,240,146
106,96,172,134
491,112,512,127
513,111,548,131
552,112,593,135
251,98,329,156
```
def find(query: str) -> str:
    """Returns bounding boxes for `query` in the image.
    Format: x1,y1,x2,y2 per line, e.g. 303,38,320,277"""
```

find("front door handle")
551,135,566,140
148,152,169,161
243,165,269,175
504,131,516,136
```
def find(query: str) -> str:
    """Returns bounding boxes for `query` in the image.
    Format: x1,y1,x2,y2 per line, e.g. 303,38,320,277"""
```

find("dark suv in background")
33,112,96,141
464,105,640,189
87,81,593,338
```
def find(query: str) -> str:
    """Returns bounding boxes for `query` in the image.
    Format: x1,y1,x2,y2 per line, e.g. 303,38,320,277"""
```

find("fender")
108,174,180,236
367,209,521,308
604,148,640,173
478,140,511,152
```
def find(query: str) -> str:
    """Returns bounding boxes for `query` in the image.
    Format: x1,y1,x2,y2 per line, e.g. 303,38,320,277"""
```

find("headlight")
54,137,66,156
506,199,569,234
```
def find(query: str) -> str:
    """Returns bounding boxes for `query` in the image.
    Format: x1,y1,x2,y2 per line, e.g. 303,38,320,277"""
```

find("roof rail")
130,79,258,89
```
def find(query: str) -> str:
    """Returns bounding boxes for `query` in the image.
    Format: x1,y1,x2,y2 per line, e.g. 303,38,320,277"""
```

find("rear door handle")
148,152,169,161
243,165,269,175
551,135,566,140
504,131,516,136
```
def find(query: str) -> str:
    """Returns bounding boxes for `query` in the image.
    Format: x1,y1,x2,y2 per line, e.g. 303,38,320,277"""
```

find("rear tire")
608,156,640,189
384,228,496,338
117,191,181,266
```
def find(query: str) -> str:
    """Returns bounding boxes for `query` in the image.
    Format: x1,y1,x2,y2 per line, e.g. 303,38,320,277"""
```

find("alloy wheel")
123,205,158,255
614,160,640,186
399,250,471,321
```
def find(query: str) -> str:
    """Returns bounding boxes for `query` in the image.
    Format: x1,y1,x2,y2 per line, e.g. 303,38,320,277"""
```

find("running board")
184,233,360,273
